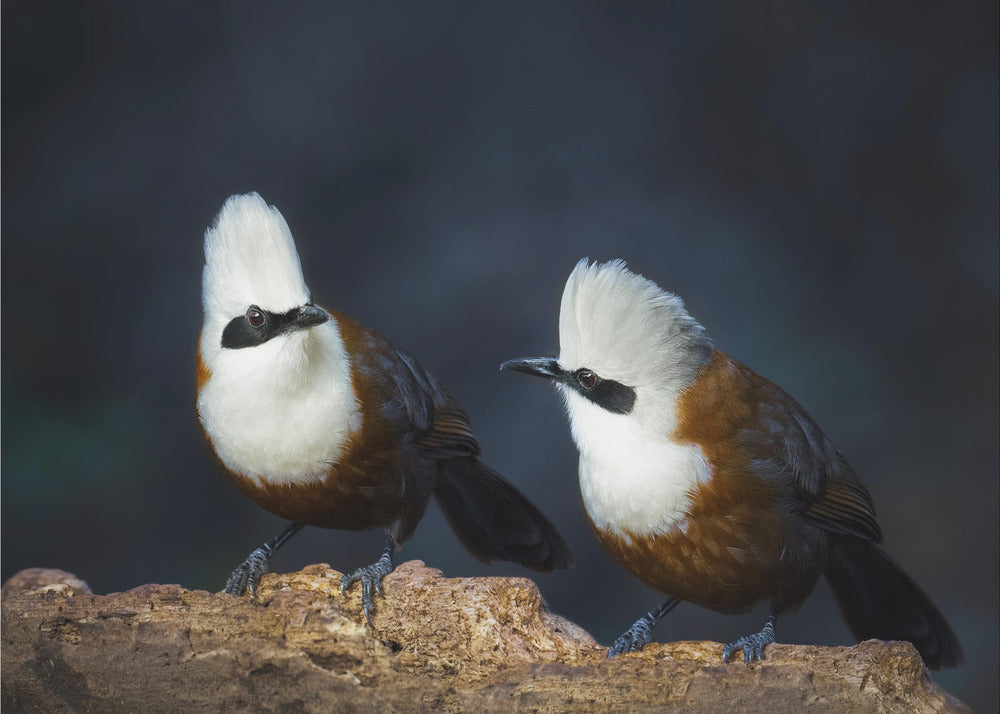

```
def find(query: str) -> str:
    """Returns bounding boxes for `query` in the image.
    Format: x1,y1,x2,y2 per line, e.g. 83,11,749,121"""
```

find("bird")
501,258,962,669
196,192,572,624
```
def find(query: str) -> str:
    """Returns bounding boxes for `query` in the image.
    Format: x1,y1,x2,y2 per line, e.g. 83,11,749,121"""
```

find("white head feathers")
556,259,715,534
558,258,713,398
202,193,311,321
197,194,361,484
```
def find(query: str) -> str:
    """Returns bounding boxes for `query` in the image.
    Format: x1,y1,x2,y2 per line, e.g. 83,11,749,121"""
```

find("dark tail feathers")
433,459,573,572
825,536,962,669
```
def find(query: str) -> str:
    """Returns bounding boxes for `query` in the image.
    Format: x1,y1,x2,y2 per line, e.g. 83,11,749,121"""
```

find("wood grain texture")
1,565,969,713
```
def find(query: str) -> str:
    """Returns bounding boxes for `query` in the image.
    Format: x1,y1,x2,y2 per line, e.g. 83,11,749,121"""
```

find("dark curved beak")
500,357,564,381
290,304,331,330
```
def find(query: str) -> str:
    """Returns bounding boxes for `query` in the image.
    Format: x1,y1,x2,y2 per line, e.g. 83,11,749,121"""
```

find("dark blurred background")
3,2,996,709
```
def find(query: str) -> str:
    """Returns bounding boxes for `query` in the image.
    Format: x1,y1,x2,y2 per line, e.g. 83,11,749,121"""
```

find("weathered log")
1,562,969,713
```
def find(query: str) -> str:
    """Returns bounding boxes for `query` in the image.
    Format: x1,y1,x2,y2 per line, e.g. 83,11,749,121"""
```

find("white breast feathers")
564,388,710,536
198,320,361,485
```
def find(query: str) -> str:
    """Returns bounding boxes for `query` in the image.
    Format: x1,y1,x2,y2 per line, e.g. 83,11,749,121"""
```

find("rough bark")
1,562,968,713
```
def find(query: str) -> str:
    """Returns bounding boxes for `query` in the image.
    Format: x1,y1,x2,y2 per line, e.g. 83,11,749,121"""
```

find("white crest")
558,259,712,398
202,192,311,322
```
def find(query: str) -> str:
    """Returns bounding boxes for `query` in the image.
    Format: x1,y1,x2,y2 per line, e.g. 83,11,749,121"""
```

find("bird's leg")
225,522,304,597
607,597,681,658
722,612,776,663
340,533,397,627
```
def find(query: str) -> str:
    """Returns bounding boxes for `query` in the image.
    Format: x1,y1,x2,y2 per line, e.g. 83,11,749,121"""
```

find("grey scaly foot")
607,614,655,657
722,614,776,663
606,597,680,659
224,522,304,597
340,547,394,627
225,546,271,596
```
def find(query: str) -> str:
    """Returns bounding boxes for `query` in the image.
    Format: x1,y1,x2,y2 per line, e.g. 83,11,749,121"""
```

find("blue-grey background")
3,3,996,710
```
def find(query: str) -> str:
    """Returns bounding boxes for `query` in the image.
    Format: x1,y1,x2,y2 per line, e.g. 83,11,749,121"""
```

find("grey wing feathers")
387,349,439,432
388,348,481,459
748,387,882,543
801,454,881,542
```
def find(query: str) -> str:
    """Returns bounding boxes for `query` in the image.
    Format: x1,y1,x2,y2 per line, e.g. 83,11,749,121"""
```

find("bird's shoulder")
678,350,881,542
332,311,480,459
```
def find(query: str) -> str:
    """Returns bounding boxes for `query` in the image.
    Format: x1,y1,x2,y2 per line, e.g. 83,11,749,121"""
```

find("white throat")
198,319,361,485
561,387,710,536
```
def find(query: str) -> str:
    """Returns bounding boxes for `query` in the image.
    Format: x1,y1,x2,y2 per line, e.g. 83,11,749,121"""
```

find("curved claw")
340,570,359,598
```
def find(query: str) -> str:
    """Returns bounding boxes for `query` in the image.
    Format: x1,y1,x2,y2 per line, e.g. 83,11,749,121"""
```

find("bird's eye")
246,307,265,327
576,369,599,390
